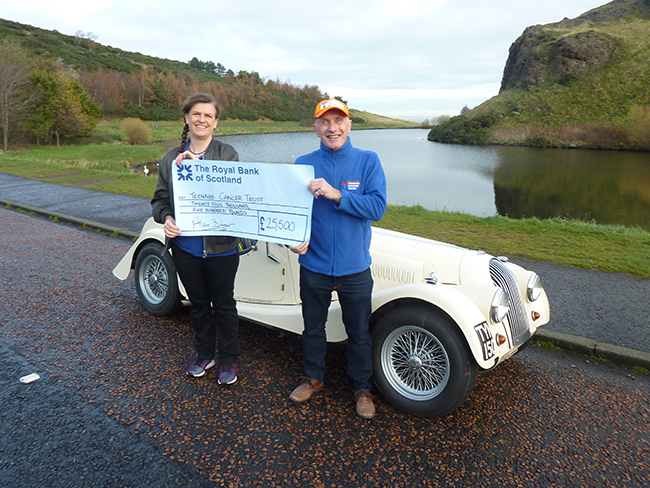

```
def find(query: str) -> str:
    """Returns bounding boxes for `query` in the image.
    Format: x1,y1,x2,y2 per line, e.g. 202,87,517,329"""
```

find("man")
288,98,387,419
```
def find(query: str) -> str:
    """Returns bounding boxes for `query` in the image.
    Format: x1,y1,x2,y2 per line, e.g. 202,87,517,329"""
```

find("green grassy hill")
0,17,417,129
438,0,650,149
0,17,212,77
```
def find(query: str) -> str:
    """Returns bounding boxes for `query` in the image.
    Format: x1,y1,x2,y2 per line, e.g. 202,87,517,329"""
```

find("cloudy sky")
2,0,609,121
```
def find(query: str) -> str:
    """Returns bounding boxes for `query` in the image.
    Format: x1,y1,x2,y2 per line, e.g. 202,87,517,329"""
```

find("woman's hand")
174,151,201,166
163,215,181,238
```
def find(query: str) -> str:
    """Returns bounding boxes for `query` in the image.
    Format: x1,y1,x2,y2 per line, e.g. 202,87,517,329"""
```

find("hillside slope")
0,17,418,129
465,0,650,148
0,17,217,78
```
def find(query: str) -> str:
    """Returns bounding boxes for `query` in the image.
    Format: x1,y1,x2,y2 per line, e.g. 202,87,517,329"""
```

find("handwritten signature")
192,217,236,231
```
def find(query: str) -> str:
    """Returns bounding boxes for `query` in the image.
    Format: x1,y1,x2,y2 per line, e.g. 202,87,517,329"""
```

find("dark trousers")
299,267,374,391
171,243,240,364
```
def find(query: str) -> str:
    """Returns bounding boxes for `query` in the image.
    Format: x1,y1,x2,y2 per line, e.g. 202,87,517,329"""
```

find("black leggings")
171,243,240,364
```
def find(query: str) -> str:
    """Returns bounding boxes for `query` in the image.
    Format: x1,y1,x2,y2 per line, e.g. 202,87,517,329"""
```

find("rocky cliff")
499,0,650,92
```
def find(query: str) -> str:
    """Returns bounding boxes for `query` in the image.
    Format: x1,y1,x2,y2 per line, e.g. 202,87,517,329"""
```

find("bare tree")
74,30,98,49
0,39,33,150
85,32,98,50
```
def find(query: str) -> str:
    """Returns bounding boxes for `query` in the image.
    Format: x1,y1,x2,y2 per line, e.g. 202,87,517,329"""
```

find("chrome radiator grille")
489,259,530,347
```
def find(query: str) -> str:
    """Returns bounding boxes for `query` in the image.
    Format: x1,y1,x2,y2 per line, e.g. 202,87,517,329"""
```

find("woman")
151,92,240,385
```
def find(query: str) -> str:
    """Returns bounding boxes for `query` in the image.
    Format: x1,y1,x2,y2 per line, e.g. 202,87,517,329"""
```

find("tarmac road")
1,207,649,487
1,172,650,365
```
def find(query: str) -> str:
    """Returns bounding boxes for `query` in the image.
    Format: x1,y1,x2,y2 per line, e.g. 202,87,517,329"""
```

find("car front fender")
371,282,519,370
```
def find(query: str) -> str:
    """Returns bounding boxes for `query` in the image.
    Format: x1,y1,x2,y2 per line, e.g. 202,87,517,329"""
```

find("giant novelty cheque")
172,160,314,246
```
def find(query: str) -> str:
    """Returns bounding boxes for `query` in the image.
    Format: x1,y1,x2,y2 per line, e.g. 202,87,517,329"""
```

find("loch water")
217,128,650,231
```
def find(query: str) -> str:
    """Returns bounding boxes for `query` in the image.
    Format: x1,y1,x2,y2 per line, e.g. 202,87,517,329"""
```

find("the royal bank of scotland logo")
176,164,193,181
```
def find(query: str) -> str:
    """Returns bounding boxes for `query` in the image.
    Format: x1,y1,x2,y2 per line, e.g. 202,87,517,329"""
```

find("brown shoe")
289,377,323,403
355,390,375,419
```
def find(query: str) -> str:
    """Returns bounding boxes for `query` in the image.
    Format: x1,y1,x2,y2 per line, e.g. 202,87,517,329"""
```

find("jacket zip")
331,153,337,275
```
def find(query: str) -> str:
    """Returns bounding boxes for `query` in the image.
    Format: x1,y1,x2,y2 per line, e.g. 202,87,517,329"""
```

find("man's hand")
308,178,341,204
288,242,309,255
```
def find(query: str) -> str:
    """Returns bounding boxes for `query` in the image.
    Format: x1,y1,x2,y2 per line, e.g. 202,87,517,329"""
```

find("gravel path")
1,207,649,487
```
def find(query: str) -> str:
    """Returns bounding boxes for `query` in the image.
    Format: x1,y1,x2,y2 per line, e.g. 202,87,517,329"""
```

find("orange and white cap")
314,98,350,119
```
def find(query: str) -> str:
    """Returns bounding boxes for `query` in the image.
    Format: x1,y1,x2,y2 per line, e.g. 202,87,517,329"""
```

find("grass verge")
1,119,649,279
375,205,650,279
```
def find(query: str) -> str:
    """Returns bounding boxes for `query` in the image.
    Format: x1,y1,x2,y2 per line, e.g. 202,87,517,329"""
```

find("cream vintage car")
113,217,549,418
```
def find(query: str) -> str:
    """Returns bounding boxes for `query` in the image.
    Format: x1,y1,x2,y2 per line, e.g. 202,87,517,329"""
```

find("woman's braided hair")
177,92,220,156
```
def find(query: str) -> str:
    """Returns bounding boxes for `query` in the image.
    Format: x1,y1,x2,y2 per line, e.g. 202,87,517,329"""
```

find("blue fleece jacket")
295,137,387,277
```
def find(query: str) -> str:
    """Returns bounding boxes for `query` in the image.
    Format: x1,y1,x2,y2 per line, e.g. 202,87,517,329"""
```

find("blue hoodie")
295,137,387,277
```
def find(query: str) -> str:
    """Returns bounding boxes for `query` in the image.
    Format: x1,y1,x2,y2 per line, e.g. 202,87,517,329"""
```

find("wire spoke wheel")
372,307,477,418
138,254,169,304
134,242,181,316
384,326,450,401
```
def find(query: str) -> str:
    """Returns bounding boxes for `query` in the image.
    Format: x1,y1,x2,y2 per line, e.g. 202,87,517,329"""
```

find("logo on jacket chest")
343,180,360,191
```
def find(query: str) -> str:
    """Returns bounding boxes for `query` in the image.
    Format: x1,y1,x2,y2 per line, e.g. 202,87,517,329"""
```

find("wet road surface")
1,207,649,487
2,171,650,361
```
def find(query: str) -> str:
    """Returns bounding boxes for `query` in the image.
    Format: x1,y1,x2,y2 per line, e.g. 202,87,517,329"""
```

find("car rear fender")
112,219,189,299
112,218,166,280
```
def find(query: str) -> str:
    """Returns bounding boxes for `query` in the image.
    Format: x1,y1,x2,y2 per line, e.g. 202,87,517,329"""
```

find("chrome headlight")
490,288,510,324
526,273,542,302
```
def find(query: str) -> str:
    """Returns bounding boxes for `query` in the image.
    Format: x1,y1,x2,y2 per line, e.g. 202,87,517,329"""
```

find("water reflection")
492,146,650,230
216,129,650,230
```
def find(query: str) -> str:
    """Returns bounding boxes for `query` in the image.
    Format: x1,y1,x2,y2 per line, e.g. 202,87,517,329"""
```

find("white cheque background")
172,160,314,245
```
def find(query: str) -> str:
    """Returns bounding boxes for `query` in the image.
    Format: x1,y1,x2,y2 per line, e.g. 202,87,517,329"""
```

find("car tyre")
372,307,478,418
134,242,181,316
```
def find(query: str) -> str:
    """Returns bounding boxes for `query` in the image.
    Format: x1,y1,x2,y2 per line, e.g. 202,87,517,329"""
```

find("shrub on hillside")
121,118,152,145
427,114,497,145
528,134,554,148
